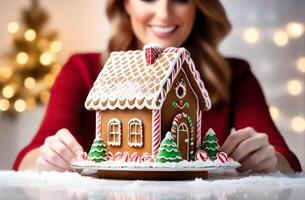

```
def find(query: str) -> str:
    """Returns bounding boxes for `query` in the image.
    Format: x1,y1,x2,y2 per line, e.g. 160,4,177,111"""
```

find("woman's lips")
150,25,178,37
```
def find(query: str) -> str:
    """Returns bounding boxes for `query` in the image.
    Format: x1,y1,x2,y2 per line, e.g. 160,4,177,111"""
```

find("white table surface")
0,170,304,200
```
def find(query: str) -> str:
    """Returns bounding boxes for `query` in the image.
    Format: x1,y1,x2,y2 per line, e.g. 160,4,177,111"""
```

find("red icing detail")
106,152,114,161
179,100,183,107
114,152,123,161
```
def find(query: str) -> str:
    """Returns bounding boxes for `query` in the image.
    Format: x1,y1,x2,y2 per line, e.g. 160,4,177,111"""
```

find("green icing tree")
156,132,183,163
202,128,220,159
88,137,107,162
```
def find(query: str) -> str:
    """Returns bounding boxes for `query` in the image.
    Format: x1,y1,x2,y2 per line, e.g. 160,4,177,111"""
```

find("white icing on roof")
85,47,211,110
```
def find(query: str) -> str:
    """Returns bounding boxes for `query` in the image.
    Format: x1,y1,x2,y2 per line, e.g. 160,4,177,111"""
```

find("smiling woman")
14,0,301,173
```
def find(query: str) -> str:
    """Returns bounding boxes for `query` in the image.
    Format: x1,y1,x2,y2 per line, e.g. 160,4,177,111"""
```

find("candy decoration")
217,152,228,163
196,110,202,149
196,150,208,161
156,132,183,163
202,128,220,159
130,152,141,163
106,152,114,161
141,152,154,163
152,109,161,157
88,138,107,163
144,44,163,65
122,152,130,162
114,152,123,161
95,111,101,138
82,152,88,160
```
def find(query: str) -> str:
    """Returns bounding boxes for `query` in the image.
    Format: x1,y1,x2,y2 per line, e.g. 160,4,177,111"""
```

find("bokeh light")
286,79,303,95
0,99,10,111
7,22,19,34
0,67,13,81
40,52,53,66
16,52,29,65
243,27,260,44
50,41,62,52
2,85,15,99
269,106,280,121
291,116,305,133
297,57,305,73
24,77,36,89
14,99,26,112
273,31,289,46
24,29,37,41
286,22,305,38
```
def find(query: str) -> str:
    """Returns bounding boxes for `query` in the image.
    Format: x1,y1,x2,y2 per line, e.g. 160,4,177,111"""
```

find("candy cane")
152,110,161,157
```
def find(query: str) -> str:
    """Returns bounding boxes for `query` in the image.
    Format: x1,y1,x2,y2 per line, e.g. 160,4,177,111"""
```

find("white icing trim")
128,118,143,147
107,118,121,146
85,47,211,111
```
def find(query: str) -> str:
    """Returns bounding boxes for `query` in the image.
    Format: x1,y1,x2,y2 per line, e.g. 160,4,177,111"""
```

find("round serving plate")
71,161,240,180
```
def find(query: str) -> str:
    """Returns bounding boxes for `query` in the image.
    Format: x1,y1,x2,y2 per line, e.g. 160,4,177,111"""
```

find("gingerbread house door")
177,121,190,161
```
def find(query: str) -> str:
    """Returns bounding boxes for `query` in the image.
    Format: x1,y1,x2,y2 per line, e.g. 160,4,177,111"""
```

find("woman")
14,0,301,173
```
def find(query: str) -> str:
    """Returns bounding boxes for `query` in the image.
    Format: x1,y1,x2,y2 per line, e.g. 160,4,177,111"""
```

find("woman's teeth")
150,26,177,33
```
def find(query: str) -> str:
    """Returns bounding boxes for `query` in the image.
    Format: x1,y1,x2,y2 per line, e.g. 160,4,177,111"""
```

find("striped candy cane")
96,110,101,138
196,110,202,149
152,109,161,157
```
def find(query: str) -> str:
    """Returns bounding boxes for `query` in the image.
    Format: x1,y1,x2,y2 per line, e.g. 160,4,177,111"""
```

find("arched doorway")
170,112,195,161
177,122,189,160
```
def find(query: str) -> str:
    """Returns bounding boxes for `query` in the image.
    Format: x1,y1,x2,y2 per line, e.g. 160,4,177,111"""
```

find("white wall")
0,0,304,170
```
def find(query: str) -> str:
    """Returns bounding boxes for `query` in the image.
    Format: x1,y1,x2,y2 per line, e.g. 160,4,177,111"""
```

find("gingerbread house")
85,44,211,161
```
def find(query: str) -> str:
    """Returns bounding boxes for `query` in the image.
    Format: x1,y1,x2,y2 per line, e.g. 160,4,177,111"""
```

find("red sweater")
13,53,302,172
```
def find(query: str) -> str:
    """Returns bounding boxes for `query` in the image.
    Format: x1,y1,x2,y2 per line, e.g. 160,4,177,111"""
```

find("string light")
50,41,62,52
16,52,29,65
297,57,305,73
24,29,37,41
269,106,280,121
7,22,19,34
286,22,305,38
24,77,36,89
286,79,303,95
2,85,15,99
243,27,260,44
291,116,305,133
0,99,10,111
273,30,289,46
40,52,53,66
0,67,13,81
14,99,26,112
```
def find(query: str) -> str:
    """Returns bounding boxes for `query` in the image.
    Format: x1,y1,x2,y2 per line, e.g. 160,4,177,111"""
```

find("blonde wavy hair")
106,0,232,104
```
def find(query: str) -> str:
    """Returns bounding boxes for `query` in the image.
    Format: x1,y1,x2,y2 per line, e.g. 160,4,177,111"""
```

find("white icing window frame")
107,118,121,146
128,118,143,147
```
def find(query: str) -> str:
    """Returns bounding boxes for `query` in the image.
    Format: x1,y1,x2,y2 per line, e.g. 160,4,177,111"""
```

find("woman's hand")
221,127,277,173
35,128,84,172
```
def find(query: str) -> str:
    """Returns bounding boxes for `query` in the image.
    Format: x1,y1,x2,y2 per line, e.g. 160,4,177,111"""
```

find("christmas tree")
0,0,62,116
156,132,183,163
202,128,220,159
88,137,107,163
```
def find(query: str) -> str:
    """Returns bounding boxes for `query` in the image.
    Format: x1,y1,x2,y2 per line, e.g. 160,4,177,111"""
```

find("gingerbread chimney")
144,44,163,65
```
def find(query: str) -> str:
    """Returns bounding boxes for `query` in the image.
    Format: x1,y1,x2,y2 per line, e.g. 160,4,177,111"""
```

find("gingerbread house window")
128,118,143,147
107,118,121,146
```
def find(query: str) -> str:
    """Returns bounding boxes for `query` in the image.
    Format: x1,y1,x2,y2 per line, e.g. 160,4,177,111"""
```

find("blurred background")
0,0,304,170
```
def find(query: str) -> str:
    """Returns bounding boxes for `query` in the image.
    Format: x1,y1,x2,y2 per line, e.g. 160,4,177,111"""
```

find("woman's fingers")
230,133,269,162
237,145,275,172
35,156,66,172
56,129,84,156
39,145,72,170
221,127,255,155
47,136,75,163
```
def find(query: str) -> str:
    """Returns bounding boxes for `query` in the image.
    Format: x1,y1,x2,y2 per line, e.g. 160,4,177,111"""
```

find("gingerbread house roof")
85,47,211,111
